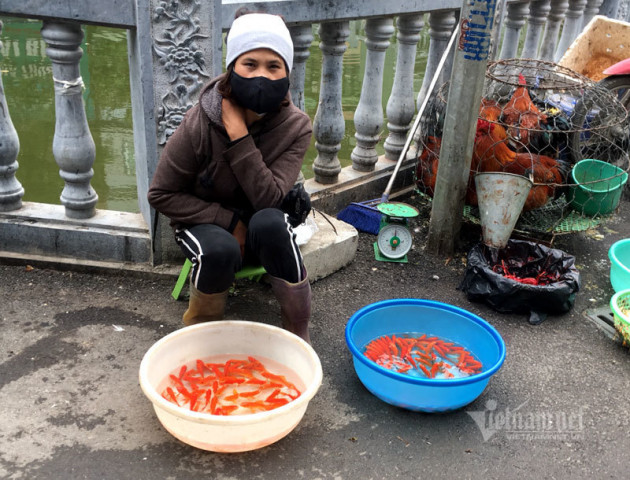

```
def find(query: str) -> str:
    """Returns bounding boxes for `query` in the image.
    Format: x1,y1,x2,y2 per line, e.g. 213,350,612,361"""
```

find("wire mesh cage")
415,58,630,238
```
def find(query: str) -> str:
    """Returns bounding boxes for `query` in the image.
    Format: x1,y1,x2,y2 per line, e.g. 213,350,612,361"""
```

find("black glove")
281,183,311,227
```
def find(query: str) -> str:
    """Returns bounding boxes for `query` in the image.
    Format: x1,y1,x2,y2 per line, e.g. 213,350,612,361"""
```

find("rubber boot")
269,272,312,344
182,282,228,326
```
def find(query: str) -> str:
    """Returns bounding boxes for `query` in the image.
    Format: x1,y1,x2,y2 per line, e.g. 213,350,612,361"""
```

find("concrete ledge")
0,202,149,232
307,154,418,214
0,208,358,283
0,250,177,278
0,202,151,264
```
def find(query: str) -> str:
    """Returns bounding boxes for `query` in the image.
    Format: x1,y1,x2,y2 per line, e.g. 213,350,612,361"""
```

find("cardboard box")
558,15,630,81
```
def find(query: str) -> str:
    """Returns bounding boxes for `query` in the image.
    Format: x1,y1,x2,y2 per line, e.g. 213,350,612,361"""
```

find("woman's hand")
222,97,249,141
232,219,247,258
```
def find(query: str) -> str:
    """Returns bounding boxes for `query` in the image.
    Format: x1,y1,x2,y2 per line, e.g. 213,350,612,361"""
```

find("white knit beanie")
225,13,294,72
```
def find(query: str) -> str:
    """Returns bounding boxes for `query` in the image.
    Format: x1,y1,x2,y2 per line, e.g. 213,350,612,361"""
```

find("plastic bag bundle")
294,216,318,246
459,239,581,324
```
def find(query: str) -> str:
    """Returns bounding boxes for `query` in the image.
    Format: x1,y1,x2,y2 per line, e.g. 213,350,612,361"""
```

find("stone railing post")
384,14,424,162
499,1,531,59
554,0,588,61
351,18,394,172
148,0,216,263
289,24,314,113
312,21,349,184
416,11,457,114
0,20,24,212
414,10,457,143
289,24,314,184
582,0,604,29
41,21,98,219
539,0,569,60
522,0,551,58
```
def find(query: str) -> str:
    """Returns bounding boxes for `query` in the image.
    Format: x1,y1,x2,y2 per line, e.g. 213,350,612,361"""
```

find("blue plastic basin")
345,299,506,413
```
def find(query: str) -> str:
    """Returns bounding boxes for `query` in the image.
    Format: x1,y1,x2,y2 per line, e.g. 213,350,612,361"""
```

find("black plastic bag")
458,239,581,325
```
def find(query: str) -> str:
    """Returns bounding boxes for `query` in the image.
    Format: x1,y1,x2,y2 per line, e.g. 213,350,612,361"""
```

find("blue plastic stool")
171,258,267,300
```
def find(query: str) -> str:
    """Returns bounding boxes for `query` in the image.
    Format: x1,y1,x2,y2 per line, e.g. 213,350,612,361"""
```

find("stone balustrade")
0,0,626,266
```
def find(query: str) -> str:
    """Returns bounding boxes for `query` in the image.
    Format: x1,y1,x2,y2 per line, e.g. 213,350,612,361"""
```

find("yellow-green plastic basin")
610,289,630,345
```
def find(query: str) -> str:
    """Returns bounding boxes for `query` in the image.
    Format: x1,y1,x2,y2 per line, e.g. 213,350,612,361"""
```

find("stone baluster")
554,0,588,61
351,18,394,172
289,24,314,113
522,0,552,58
414,11,456,143
499,1,531,59
384,14,425,162
416,11,457,117
582,0,604,29
289,24,314,184
539,0,569,60
0,20,24,212
312,21,349,185
41,21,97,219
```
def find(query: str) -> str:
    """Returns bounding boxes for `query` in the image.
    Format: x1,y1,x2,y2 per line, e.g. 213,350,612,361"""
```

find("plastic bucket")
569,159,628,216
609,238,630,292
475,172,533,249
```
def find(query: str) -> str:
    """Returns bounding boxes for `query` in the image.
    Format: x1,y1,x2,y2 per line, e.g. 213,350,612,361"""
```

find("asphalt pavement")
1,194,630,480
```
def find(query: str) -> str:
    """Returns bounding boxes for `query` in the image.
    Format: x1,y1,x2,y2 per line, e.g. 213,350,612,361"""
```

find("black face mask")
229,71,290,114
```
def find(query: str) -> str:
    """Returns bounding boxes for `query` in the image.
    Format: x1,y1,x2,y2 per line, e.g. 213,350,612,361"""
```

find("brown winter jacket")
148,74,313,232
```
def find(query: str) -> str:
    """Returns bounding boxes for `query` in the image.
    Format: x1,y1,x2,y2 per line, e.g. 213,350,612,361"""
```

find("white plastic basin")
139,321,323,452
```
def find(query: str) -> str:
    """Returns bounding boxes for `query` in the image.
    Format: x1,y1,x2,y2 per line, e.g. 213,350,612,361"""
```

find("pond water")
1,18,429,212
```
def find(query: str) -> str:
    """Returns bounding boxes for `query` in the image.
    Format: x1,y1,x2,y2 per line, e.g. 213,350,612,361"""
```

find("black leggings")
175,208,304,293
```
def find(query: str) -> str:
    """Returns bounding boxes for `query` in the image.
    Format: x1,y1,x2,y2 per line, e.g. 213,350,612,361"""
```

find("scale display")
376,223,413,259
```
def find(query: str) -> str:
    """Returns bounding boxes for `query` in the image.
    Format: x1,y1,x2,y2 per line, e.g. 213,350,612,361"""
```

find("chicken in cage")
415,59,630,236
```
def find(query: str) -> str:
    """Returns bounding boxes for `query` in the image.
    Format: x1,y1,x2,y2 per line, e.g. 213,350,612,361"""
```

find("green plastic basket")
569,159,628,217
610,289,630,346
